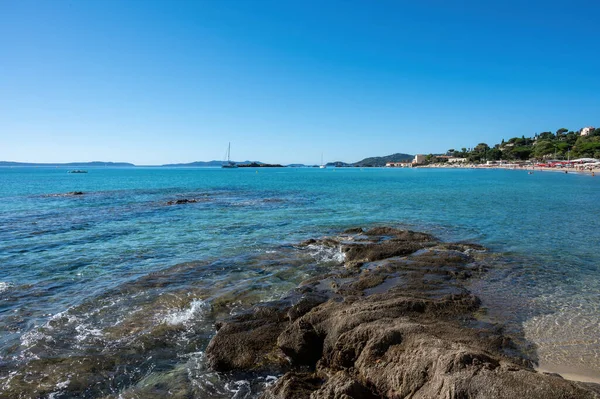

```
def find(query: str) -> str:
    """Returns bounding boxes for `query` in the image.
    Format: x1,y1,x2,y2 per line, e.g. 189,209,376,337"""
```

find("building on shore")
413,154,426,165
385,162,413,167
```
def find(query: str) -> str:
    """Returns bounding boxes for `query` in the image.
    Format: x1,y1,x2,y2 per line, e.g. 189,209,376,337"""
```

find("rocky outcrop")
205,227,600,398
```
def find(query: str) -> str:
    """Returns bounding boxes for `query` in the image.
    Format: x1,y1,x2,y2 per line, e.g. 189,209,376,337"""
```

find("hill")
352,153,413,167
161,160,262,167
0,161,135,167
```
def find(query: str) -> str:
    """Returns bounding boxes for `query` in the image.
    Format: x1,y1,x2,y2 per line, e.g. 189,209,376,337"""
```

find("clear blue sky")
1,0,598,165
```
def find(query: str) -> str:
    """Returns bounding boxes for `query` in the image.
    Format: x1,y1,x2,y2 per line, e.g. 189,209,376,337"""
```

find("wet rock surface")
206,227,600,398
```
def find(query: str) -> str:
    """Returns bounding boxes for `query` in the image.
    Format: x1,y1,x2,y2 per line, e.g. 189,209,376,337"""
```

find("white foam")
306,244,345,264
227,380,251,399
20,328,55,349
263,375,278,388
164,299,210,325
75,323,104,342
0,371,18,392
0,282,12,293
48,381,70,399
55,378,70,390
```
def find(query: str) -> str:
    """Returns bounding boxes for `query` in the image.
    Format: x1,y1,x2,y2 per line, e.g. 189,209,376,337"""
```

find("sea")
0,166,599,397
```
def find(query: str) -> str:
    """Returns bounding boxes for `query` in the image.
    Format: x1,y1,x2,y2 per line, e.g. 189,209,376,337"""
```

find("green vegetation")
438,127,600,163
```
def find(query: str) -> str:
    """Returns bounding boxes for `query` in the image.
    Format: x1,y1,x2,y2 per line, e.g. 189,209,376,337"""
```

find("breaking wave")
163,299,211,326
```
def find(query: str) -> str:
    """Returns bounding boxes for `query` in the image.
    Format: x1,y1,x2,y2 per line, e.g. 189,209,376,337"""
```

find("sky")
1,0,599,165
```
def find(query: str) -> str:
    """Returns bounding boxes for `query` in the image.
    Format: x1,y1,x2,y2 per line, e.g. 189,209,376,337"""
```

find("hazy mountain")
0,161,135,167
0,154,415,168
161,160,262,167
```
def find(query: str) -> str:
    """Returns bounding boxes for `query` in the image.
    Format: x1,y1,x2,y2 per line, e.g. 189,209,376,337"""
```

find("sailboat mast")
228,142,231,162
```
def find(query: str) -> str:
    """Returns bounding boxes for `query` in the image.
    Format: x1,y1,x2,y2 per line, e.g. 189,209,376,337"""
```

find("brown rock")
203,227,600,399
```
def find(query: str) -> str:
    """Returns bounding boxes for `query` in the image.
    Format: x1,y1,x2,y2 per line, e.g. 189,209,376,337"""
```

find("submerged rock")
205,227,600,399
165,198,200,205
43,191,85,197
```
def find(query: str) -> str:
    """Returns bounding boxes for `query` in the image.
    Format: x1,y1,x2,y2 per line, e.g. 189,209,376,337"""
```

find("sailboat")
222,142,238,168
319,153,326,169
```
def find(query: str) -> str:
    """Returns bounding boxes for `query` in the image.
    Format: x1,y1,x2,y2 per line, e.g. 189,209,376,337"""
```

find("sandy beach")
422,163,600,176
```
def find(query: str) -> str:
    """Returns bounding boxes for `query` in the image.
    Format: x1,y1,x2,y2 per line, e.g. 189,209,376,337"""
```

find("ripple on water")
523,297,600,381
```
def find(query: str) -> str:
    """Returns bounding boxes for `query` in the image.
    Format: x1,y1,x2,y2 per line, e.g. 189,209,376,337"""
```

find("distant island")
0,154,415,169
0,161,135,167
238,162,284,168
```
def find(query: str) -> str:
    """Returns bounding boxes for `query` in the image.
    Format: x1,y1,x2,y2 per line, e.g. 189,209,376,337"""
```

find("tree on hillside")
512,147,532,160
538,132,555,140
487,147,502,161
467,143,490,162
532,140,556,159
474,143,490,152
572,135,600,158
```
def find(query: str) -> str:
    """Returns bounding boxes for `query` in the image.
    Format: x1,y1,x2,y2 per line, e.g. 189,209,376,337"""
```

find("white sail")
222,142,238,168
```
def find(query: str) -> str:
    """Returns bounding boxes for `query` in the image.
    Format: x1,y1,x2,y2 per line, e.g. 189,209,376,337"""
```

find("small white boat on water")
319,153,326,169
222,143,238,168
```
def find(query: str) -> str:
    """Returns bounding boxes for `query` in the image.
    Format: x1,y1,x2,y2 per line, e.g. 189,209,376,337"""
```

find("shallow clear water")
1,166,599,396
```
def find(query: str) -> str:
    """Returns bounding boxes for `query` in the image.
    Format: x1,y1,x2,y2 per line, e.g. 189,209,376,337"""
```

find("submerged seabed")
0,167,599,396
1,241,344,398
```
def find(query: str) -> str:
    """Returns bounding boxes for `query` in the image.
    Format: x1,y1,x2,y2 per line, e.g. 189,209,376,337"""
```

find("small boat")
222,143,238,168
68,170,88,174
319,153,326,169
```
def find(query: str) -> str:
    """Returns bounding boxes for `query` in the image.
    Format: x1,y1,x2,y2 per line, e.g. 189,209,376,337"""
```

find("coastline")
421,163,599,175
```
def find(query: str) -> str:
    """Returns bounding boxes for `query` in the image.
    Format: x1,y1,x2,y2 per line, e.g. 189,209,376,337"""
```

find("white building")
580,127,595,136
413,154,426,164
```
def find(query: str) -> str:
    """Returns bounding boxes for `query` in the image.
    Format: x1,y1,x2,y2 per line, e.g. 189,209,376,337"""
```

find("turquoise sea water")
1,167,599,396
